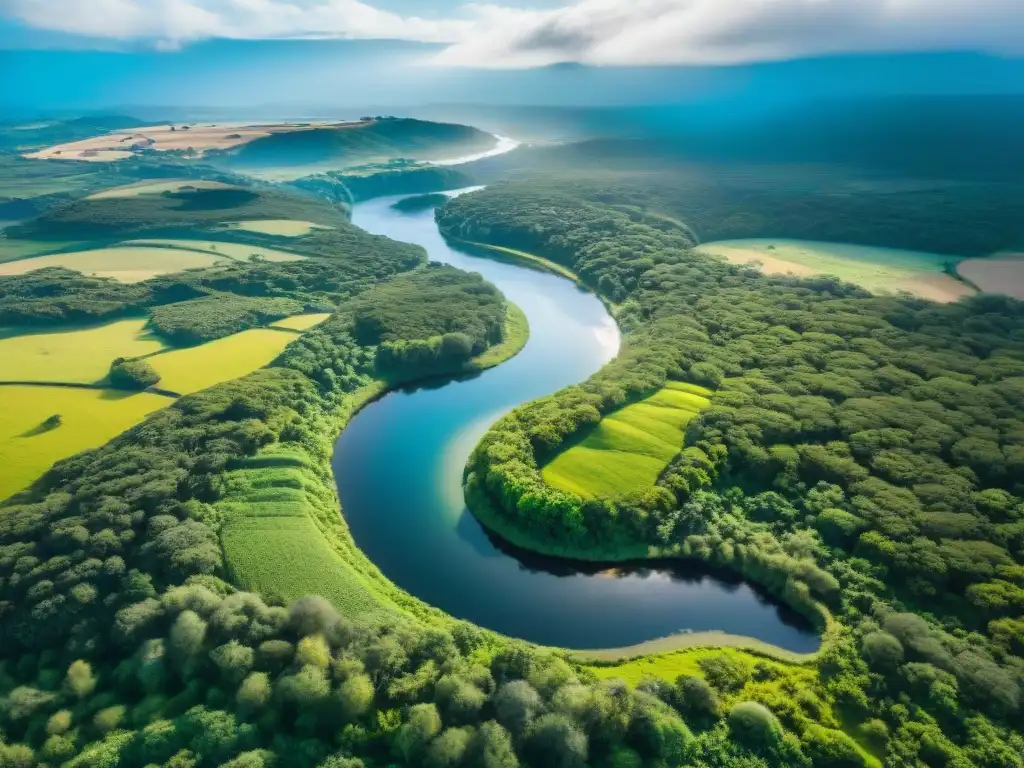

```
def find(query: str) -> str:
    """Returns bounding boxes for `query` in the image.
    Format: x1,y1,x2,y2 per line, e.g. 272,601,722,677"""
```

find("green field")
126,238,307,263
224,219,333,237
0,385,172,500
269,312,332,331
218,446,401,619
0,318,166,383
146,326,298,394
543,381,711,499
0,245,225,282
698,238,974,302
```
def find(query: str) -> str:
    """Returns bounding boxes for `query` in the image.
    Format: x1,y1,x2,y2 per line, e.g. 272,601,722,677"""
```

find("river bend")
332,191,818,652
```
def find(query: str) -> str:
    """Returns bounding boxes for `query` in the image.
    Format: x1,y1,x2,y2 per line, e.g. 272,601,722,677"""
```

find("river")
332,191,819,652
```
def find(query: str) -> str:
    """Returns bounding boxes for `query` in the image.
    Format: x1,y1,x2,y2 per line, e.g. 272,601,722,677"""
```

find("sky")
2,0,1023,67
0,1,1022,113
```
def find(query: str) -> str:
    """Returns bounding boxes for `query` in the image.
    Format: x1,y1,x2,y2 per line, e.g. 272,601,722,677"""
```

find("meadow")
145,326,299,394
697,238,974,301
0,384,172,499
268,312,333,331
957,253,1024,299
224,219,333,237
0,244,224,282
217,445,402,620
0,317,166,383
126,238,307,263
542,381,711,499
85,179,239,199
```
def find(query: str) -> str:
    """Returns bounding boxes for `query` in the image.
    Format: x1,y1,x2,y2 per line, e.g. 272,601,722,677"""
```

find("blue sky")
1,1,1022,113
2,1,1022,67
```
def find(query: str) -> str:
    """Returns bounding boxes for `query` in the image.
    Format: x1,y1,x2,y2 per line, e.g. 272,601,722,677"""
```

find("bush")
727,702,782,750
109,358,160,390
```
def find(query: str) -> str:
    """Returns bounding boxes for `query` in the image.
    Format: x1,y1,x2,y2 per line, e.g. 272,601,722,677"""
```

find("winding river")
332,191,819,652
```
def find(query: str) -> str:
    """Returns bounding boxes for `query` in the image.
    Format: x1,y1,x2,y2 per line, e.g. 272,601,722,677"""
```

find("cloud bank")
2,0,1023,66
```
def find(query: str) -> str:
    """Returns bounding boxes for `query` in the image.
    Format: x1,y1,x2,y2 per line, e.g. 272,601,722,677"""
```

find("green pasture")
543,381,711,499
0,318,166,383
224,219,333,237
146,326,298,394
126,238,307,263
0,384,172,500
0,245,225,282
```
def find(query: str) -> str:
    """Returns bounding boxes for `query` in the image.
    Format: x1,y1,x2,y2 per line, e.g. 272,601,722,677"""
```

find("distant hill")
219,117,496,175
0,114,151,152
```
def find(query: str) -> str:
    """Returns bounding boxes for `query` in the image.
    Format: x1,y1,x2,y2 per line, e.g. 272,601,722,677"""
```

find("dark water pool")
332,191,818,652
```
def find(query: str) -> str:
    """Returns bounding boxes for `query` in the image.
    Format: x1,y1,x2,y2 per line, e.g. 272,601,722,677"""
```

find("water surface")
333,193,818,651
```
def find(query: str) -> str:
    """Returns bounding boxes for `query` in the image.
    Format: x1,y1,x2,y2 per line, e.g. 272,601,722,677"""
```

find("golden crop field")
543,382,712,499
146,327,297,394
225,219,333,237
699,238,974,302
269,313,332,331
0,385,172,500
126,238,307,263
0,318,166,383
0,245,225,282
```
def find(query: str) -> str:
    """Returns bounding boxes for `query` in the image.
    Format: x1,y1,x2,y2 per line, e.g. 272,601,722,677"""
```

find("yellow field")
957,254,1024,299
0,318,166,383
86,179,240,199
126,239,306,263
269,313,332,331
225,220,333,237
0,246,224,282
543,382,711,499
699,238,974,302
0,385,172,500
25,121,368,162
146,327,297,394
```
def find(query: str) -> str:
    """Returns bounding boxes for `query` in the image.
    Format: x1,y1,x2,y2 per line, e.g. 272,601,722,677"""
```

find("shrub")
109,358,161,390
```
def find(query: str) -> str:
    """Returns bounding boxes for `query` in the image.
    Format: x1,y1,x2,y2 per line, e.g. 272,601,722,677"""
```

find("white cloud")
1,0,1022,66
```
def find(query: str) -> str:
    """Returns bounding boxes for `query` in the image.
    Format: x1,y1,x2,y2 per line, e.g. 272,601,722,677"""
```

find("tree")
494,681,543,736
393,703,442,764
334,673,374,723
426,727,474,768
465,721,518,768
727,702,782,750
860,631,903,671
109,357,161,390
65,659,96,699
524,714,587,768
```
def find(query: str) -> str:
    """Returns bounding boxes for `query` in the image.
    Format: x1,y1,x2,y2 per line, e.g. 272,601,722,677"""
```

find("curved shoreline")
332,195,819,654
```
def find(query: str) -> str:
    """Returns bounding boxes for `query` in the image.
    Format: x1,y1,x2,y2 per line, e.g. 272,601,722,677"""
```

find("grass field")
957,253,1024,299
269,313,333,331
146,326,298,394
218,446,401,619
0,238,86,264
0,385,172,500
0,318,167,383
86,179,240,199
0,245,225,282
698,238,975,302
126,238,307,263
543,381,712,499
224,219,333,237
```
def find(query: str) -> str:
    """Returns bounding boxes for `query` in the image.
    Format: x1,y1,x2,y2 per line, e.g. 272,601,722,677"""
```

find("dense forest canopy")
440,171,1024,767
2,112,1024,768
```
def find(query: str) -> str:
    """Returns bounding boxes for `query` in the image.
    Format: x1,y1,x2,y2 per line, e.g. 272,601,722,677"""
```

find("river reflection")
331,192,819,651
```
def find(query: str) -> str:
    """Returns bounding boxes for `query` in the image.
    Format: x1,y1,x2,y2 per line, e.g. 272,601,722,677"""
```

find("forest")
440,175,1024,767
2,112,1024,768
